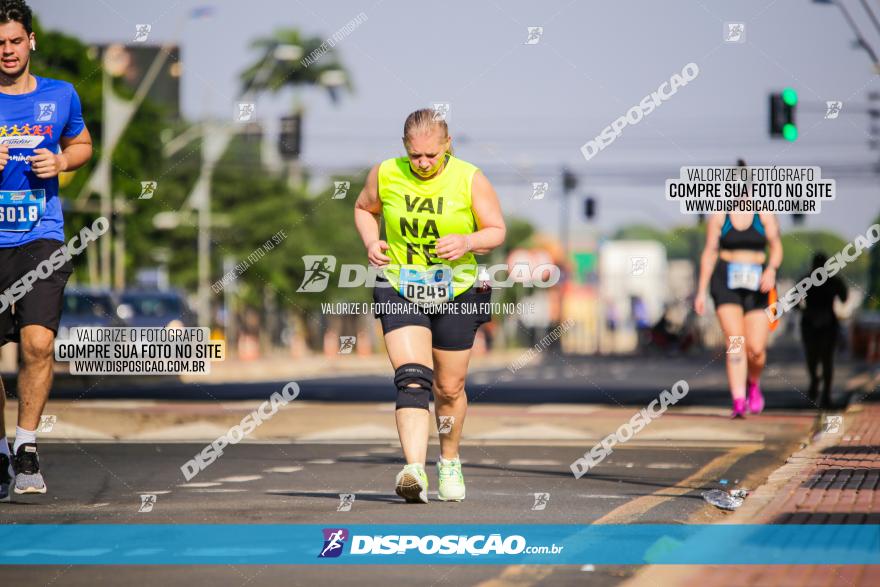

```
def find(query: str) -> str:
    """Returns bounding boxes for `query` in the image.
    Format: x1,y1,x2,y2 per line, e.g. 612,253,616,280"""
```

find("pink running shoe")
731,397,746,419
747,379,765,414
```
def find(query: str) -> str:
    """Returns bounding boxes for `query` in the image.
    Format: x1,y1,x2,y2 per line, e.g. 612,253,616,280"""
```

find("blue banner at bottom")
0,525,877,565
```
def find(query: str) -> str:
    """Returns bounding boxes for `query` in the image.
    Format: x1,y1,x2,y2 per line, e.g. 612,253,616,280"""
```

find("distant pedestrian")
797,253,848,409
694,159,783,418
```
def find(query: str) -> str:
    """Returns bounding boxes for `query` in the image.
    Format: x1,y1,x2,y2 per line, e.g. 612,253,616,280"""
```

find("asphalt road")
0,350,856,585
1,436,798,586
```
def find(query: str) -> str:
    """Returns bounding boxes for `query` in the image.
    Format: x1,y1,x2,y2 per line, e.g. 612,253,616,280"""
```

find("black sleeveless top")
719,214,766,251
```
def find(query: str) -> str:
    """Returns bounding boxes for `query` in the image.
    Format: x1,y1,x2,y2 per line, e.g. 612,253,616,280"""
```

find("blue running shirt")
0,75,85,247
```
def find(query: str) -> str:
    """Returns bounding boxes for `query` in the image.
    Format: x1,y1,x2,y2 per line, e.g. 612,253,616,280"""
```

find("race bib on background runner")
399,266,454,307
0,189,46,231
727,262,761,291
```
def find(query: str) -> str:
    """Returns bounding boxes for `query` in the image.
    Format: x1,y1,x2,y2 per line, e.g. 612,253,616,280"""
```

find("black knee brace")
394,363,433,410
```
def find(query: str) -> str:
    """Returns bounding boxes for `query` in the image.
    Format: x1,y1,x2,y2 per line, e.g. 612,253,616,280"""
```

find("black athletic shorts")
0,238,74,346
710,259,768,313
372,278,492,351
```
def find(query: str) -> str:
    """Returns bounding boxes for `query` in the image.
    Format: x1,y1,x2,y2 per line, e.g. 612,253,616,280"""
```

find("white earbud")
30,39,36,51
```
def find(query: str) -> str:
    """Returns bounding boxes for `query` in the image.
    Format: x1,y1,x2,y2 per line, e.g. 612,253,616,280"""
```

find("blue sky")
33,0,880,239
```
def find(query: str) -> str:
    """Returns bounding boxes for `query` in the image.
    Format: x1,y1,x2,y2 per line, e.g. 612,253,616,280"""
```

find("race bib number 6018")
0,190,46,232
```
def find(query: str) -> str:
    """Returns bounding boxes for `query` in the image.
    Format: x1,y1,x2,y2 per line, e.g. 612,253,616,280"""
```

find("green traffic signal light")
782,123,798,141
782,87,798,106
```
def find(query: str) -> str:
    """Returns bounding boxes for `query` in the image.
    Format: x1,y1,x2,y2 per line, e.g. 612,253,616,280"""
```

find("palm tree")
240,28,353,104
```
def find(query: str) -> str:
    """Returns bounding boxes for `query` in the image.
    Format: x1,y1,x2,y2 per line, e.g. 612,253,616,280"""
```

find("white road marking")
178,482,221,488
263,466,303,474
645,463,694,469
214,475,262,483
306,459,335,464
508,459,563,466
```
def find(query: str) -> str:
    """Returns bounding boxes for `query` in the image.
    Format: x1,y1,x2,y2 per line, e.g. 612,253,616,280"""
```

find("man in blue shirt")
0,0,93,500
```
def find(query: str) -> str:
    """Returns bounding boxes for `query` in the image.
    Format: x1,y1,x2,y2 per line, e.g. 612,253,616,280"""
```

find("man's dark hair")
0,0,33,35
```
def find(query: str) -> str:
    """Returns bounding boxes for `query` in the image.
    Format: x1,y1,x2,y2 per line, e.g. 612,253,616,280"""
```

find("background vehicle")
56,288,123,340
116,289,197,329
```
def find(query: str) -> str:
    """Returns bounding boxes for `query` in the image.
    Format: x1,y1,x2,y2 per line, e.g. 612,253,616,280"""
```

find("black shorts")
0,238,74,346
710,259,768,313
372,279,492,351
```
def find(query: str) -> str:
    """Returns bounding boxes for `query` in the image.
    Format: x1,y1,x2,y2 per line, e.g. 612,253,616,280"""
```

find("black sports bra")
719,214,766,251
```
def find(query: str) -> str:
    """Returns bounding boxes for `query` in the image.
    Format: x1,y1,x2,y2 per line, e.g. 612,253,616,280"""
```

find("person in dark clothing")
798,253,848,409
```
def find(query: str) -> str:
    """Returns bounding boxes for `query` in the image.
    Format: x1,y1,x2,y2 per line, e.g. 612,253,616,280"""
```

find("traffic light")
278,113,302,159
769,88,798,141
562,168,578,193
584,197,595,219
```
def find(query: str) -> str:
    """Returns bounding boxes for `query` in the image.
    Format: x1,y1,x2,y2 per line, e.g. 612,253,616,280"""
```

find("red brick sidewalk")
683,403,880,587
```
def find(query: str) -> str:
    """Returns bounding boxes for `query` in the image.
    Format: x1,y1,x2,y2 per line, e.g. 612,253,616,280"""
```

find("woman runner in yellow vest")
354,108,506,503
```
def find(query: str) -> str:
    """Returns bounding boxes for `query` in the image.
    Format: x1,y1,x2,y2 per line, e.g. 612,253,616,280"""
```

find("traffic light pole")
561,168,577,262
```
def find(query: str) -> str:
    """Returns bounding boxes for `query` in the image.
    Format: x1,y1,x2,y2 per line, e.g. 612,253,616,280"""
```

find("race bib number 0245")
399,266,453,307
0,189,46,231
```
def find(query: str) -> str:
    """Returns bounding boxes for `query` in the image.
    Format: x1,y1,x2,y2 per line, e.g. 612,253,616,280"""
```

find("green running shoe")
437,456,466,501
395,463,428,503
